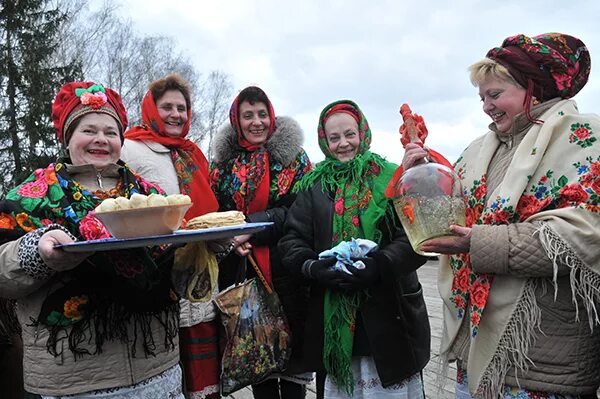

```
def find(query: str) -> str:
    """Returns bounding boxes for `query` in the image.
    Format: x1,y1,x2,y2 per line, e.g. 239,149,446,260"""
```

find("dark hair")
63,118,81,146
149,73,192,109
236,86,270,109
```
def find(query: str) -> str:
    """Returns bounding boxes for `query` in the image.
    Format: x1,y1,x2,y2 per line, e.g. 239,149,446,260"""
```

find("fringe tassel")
430,323,450,397
323,291,364,395
294,151,387,193
523,79,543,125
537,223,600,330
0,298,21,345
44,303,179,360
476,279,541,398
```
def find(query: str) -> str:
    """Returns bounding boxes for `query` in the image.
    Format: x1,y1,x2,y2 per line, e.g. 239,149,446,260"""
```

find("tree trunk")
5,4,23,182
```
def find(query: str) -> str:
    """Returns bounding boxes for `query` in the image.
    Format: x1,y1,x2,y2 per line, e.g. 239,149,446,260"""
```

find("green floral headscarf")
297,100,397,394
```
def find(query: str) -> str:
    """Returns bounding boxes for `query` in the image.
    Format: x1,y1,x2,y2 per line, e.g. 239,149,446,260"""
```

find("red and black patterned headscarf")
486,33,591,112
229,86,276,151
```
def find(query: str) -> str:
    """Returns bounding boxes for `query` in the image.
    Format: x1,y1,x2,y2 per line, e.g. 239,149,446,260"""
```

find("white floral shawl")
438,99,600,397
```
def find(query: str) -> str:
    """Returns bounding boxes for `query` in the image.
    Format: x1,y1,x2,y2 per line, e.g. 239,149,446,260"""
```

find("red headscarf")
228,87,276,151
486,32,591,121
322,104,360,125
227,86,276,283
124,90,218,219
52,82,128,146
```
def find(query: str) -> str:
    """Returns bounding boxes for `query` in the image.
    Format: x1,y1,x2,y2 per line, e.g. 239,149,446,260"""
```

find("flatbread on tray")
186,211,246,229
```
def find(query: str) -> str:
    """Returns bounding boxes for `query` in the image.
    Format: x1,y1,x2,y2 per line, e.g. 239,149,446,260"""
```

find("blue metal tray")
55,222,273,252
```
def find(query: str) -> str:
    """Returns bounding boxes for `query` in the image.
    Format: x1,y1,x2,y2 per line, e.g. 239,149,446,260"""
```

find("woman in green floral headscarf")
279,100,430,398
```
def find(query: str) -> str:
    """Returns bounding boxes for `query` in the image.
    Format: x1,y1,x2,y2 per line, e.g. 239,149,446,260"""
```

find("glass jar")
391,162,466,256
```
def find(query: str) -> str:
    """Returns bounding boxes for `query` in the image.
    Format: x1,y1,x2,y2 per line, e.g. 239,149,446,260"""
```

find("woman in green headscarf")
279,100,430,398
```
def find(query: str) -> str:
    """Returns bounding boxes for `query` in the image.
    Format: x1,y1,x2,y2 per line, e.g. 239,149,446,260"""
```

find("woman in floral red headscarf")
0,81,183,397
122,73,221,399
210,86,312,399
122,73,218,218
404,33,600,398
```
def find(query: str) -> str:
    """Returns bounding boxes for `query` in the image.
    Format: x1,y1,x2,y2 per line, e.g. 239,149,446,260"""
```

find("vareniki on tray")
95,193,192,213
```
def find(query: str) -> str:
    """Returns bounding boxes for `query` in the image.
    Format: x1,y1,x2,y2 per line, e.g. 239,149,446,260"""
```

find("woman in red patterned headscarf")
210,86,312,399
122,73,218,218
404,32,600,398
122,73,221,399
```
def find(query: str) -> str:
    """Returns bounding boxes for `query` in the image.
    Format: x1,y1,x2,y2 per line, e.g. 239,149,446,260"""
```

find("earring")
532,97,541,106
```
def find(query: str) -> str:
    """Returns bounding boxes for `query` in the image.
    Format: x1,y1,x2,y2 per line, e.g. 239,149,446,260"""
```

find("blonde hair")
468,58,520,88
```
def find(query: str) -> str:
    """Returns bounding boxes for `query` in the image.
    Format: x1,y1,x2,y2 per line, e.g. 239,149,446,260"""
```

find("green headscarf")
297,100,397,394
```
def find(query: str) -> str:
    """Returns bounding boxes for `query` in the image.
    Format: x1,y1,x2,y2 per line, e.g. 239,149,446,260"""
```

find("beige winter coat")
468,223,600,394
0,163,180,395
441,100,600,396
121,139,180,195
0,236,179,396
121,139,218,327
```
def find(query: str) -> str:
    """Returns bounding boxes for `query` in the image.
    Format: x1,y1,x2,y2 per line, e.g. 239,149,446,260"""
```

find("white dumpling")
166,194,181,205
179,194,192,204
166,194,191,205
94,202,104,213
129,193,148,209
147,193,168,207
115,196,131,210
96,198,118,213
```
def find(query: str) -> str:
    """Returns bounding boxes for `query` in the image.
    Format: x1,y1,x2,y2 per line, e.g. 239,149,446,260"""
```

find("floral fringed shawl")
439,100,600,397
296,100,398,395
209,126,312,285
0,159,179,358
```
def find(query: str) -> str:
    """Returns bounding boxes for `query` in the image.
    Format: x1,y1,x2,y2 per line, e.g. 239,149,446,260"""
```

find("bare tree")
120,35,203,128
56,0,235,150
52,0,119,76
194,71,233,159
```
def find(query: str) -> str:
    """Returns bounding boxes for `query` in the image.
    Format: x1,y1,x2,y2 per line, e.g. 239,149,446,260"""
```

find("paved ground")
227,260,455,399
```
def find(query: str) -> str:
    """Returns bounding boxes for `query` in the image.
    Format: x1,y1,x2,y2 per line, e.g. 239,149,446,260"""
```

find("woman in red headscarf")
122,73,221,399
210,86,312,399
0,81,183,397
122,73,218,218
404,33,600,398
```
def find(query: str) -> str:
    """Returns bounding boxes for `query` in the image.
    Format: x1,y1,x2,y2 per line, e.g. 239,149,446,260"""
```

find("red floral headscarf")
486,33,591,119
51,82,128,146
124,90,218,219
229,86,276,151
317,101,370,160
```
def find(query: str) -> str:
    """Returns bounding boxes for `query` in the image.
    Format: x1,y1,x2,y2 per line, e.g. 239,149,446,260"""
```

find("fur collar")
213,116,304,166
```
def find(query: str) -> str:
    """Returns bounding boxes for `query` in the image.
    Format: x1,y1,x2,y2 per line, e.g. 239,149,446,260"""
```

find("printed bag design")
214,277,292,395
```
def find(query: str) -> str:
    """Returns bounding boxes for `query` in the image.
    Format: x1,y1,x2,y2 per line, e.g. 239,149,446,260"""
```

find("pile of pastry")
185,211,245,229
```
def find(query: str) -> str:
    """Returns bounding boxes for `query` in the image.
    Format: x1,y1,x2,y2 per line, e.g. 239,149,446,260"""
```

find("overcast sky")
118,0,600,165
